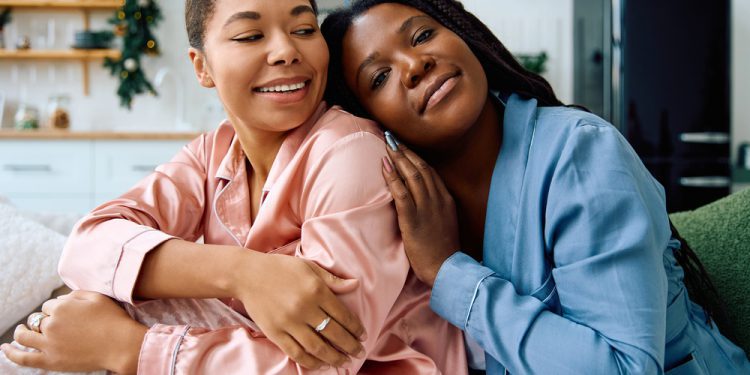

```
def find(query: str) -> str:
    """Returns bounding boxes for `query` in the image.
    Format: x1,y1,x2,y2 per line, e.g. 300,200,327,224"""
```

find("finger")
385,144,431,207
400,146,439,200
313,310,365,358
296,326,350,368
1,343,47,369
382,158,417,225
319,293,366,342
41,299,61,315
306,262,360,295
13,325,45,351
276,333,328,370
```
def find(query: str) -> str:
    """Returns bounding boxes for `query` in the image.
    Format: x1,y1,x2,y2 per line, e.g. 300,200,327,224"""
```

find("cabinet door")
93,140,188,203
0,140,93,196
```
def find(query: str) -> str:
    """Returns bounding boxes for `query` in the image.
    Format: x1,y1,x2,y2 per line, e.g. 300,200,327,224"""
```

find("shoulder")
303,106,386,161
534,107,638,170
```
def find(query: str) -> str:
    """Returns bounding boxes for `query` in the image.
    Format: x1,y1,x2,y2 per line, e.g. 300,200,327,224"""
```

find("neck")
429,95,503,198
231,118,289,183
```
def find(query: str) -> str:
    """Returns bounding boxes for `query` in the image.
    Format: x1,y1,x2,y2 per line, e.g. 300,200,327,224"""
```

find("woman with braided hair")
321,0,750,373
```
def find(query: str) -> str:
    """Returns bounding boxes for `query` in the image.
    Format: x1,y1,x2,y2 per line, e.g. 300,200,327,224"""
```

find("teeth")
258,81,306,93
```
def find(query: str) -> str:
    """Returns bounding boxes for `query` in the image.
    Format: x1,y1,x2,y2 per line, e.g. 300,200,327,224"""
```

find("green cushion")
669,188,750,354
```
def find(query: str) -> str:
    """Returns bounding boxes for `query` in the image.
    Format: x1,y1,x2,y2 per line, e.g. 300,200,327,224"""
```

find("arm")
59,133,366,368
59,135,209,303
389,125,671,373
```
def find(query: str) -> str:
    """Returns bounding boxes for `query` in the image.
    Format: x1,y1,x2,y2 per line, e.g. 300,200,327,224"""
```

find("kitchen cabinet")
0,131,198,213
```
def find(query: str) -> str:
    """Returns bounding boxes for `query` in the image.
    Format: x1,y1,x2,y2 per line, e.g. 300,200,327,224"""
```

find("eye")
233,33,263,43
371,69,390,90
413,28,434,46
292,27,317,36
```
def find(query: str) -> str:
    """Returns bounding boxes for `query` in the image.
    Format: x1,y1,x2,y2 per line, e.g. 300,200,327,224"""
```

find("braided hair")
321,0,562,118
322,0,727,329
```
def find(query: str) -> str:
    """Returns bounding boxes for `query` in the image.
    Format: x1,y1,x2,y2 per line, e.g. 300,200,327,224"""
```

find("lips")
420,71,460,114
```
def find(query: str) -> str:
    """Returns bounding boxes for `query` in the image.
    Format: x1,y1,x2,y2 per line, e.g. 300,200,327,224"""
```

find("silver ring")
314,316,331,332
27,312,48,333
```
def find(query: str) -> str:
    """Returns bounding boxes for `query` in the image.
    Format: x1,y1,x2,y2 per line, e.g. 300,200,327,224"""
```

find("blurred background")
0,0,747,214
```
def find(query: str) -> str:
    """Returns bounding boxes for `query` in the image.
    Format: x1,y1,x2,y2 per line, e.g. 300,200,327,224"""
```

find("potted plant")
0,8,11,49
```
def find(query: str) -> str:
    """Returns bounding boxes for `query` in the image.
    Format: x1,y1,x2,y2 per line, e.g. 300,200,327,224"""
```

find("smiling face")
341,3,488,150
190,0,328,134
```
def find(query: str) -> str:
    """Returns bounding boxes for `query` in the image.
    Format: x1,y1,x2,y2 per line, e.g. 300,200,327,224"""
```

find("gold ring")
27,312,48,333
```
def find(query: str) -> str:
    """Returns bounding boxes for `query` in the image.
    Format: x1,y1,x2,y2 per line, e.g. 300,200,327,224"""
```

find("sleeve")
58,135,208,304
134,130,413,374
431,123,672,374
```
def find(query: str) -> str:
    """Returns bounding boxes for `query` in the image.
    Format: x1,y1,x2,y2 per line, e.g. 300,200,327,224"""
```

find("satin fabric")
430,93,749,374
59,103,467,374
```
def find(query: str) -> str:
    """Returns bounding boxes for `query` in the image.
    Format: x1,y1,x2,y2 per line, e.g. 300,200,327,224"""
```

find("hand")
381,138,460,287
237,254,367,370
1,291,147,374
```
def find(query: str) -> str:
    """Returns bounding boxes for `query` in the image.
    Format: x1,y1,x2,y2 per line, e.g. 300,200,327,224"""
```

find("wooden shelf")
0,0,122,9
0,49,120,59
0,49,121,95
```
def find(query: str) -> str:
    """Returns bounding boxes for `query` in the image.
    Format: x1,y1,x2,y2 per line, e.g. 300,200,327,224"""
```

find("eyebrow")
223,5,315,28
398,15,431,34
224,11,260,28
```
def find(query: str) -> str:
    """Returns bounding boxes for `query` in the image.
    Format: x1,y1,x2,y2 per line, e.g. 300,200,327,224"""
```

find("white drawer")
4,194,93,214
94,140,188,196
0,140,93,195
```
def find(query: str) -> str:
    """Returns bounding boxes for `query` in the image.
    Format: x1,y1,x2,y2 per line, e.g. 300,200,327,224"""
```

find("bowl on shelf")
72,30,114,49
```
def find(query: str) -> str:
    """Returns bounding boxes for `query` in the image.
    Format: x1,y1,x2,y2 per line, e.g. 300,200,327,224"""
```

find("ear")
189,47,215,88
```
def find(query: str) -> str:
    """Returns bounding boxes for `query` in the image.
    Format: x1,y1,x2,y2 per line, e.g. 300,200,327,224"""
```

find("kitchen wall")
732,0,750,164
461,0,575,104
0,2,224,132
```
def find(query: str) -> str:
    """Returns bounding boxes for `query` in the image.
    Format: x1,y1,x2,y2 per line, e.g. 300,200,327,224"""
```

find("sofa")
670,187,750,354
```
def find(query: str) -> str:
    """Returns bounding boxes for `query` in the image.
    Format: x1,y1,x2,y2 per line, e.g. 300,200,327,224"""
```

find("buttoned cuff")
430,252,494,330
138,324,190,375
112,229,175,304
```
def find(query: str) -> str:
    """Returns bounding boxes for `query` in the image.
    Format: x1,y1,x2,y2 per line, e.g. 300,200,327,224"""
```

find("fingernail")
354,348,366,358
320,365,330,370
384,131,399,151
382,157,393,173
360,331,368,341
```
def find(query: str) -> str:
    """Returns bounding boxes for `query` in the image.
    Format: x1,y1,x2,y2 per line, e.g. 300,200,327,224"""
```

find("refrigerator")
574,0,731,212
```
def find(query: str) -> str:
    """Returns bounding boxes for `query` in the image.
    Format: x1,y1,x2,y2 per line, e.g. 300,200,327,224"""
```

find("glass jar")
14,103,39,130
46,94,71,129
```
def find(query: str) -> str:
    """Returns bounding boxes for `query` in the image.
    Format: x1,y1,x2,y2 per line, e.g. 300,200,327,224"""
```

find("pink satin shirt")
58,103,468,374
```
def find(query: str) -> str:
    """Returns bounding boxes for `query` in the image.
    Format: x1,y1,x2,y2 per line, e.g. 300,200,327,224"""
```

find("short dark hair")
186,0,319,50
321,0,563,118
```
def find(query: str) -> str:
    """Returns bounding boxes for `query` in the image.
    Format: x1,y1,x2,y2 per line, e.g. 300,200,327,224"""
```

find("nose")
399,54,435,88
267,33,301,66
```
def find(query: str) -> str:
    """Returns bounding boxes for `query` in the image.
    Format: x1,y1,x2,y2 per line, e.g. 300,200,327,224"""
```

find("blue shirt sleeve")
431,121,671,374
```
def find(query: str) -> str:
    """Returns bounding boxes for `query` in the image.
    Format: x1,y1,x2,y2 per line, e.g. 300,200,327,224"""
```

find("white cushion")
0,201,66,335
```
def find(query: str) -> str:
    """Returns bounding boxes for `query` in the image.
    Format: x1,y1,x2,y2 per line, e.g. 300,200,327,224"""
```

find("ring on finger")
314,316,331,333
27,312,48,333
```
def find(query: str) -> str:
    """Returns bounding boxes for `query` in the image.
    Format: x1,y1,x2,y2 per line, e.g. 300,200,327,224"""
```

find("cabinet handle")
679,132,729,144
131,165,158,172
679,176,731,188
3,164,53,172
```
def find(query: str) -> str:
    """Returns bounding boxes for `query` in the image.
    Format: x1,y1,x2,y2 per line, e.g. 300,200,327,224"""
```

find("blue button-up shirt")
430,93,749,374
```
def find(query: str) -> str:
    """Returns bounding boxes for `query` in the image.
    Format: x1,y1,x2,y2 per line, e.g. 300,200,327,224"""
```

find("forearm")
133,239,256,301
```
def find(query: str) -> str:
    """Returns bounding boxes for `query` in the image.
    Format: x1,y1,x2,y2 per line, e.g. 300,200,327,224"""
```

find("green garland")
104,0,162,109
